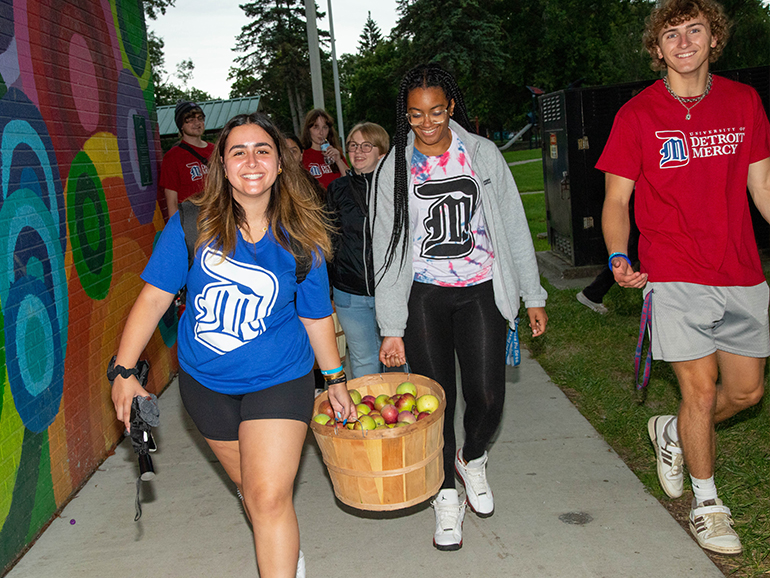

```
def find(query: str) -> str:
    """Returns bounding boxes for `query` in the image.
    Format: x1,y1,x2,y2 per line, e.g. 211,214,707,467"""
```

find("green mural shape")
0,341,25,535
112,0,150,83
26,434,54,544
66,152,113,300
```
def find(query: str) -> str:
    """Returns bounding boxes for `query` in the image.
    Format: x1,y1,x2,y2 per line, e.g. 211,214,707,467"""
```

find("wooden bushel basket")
309,373,446,511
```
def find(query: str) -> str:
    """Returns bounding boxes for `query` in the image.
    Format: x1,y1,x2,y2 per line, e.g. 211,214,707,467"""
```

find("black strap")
177,200,311,283
177,141,210,165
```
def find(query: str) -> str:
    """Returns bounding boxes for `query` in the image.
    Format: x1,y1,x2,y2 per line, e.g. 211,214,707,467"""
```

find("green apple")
313,413,332,425
416,394,439,413
348,389,362,405
396,382,417,397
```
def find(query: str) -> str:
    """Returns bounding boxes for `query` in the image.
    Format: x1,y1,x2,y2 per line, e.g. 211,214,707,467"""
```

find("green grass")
502,149,542,163
519,280,770,577
510,161,544,193
521,192,549,252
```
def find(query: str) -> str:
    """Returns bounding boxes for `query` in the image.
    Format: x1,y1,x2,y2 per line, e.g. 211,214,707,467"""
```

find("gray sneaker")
647,415,684,498
577,291,609,314
689,498,742,555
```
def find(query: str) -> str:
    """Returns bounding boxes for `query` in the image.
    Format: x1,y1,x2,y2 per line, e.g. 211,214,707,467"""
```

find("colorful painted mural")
0,0,174,569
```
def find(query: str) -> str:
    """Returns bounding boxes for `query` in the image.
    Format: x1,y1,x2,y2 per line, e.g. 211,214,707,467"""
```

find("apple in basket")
416,394,439,414
371,414,386,427
417,412,431,421
360,398,376,411
398,410,417,424
318,400,335,419
348,389,362,405
381,404,399,424
354,415,377,431
395,393,416,413
374,394,392,411
356,403,371,416
396,381,417,397
313,413,332,425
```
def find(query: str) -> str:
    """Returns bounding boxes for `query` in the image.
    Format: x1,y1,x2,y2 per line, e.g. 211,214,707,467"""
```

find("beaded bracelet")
608,252,633,271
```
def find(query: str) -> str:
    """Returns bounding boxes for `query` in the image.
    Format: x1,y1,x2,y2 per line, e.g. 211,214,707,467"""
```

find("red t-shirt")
596,76,770,286
302,147,345,190
159,141,215,203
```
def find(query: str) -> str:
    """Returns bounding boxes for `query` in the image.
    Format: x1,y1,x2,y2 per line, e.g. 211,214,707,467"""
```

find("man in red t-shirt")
598,0,770,556
160,101,215,218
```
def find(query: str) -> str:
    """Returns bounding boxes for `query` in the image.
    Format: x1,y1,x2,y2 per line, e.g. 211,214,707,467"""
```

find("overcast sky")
150,0,399,100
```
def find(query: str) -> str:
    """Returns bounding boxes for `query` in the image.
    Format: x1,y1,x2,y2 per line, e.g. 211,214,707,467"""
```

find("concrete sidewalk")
6,353,722,578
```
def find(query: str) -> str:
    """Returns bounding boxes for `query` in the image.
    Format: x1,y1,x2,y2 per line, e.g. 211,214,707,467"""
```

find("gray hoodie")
371,120,547,337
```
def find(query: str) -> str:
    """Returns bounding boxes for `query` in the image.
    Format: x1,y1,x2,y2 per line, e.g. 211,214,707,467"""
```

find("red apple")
395,393,416,413
362,395,376,405
318,400,335,419
381,404,398,424
361,399,375,411
397,410,417,424
417,412,431,421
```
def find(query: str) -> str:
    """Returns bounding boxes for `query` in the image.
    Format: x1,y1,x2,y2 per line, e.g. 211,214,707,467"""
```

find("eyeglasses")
405,108,449,126
184,113,205,123
346,141,376,153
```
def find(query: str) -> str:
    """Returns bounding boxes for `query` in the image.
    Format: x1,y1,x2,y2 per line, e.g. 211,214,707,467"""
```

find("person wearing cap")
160,101,215,218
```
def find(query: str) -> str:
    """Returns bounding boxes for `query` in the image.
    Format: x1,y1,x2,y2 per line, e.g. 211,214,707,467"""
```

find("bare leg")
206,419,307,578
672,352,765,480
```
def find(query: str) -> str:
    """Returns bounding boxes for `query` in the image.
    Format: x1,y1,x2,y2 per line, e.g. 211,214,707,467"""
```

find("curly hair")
372,63,474,274
643,0,731,71
192,112,333,265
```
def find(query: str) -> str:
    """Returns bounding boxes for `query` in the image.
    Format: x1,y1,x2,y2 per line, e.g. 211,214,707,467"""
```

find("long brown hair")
301,108,342,151
192,112,333,264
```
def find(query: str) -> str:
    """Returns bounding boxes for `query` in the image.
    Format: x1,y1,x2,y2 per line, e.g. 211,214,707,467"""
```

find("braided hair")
374,63,474,275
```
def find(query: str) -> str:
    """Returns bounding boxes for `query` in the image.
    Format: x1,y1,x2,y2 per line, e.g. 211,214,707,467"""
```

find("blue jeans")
333,287,382,379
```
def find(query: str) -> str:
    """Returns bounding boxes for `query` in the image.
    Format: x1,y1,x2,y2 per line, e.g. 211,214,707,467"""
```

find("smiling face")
406,86,455,156
347,130,382,175
309,116,330,148
181,110,205,139
223,123,280,206
656,14,717,78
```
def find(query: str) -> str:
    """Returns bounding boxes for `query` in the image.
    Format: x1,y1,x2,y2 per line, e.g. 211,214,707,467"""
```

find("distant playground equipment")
498,85,544,151
498,123,533,151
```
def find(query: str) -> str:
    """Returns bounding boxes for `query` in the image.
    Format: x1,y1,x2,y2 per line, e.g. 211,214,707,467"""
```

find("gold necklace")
663,73,713,120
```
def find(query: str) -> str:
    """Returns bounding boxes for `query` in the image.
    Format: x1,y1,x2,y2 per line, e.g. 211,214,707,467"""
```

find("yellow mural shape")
0,369,27,533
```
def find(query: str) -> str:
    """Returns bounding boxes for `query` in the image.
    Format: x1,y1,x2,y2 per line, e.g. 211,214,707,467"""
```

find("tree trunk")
287,83,300,135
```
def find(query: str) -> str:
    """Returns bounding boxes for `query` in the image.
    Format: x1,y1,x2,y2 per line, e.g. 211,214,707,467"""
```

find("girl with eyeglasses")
326,122,390,378
372,63,548,551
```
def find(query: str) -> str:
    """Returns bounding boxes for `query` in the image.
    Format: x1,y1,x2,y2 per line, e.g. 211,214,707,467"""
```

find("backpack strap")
177,200,199,271
177,141,210,166
179,200,311,283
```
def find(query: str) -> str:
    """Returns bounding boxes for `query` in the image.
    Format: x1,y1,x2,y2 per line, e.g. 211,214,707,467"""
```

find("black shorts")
178,368,315,441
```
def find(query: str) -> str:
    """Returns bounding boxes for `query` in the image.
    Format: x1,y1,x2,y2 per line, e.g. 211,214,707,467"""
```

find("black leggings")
404,281,507,489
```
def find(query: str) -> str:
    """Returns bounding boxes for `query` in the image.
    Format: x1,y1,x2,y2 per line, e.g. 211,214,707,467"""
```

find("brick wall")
0,0,177,569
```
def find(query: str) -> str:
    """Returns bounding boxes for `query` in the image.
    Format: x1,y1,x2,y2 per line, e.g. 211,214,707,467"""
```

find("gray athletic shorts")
645,281,770,362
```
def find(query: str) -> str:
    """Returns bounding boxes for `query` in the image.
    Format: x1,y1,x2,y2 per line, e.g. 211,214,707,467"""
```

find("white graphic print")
415,176,479,259
194,246,279,354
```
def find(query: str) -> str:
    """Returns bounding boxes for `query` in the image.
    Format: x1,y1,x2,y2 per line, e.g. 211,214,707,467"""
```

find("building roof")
157,95,261,136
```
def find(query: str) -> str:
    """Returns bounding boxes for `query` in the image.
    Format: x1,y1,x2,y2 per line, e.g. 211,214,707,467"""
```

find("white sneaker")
431,489,465,551
647,415,683,498
455,450,494,516
577,291,609,314
296,550,306,578
689,499,742,555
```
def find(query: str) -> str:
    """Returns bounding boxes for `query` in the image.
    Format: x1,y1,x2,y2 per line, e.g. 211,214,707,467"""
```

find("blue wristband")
321,365,343,376
608,252,633,270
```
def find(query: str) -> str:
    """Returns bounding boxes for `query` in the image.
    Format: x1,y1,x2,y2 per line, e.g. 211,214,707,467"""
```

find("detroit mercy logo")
415,176,479,259
656,130,689,169
193,246,279,355
187,161,208,181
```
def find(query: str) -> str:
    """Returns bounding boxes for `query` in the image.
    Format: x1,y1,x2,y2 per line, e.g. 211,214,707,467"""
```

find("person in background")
160,101,215,218
598,0,770,555
301,109,348,191
372,63,548,551
111,112,356,577
326,122,389,378
286,135,303,163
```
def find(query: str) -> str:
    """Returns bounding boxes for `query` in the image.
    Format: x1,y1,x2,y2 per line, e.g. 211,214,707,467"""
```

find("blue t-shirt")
142,213,333,394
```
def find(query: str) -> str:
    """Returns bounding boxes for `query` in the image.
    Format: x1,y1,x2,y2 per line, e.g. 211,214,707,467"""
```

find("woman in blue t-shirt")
111,112,356,577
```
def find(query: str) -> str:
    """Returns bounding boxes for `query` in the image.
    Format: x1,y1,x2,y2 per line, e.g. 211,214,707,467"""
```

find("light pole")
327,0,345,153
304,0,324,109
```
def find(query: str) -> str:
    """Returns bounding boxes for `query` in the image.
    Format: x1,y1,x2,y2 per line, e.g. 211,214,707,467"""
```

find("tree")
143,0,175,20
231,0,330,135
358,12,382,54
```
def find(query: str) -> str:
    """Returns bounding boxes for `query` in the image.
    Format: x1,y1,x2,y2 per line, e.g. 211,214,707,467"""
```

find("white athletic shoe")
647,415,684,498
689,499,742,555
296,550,306,578
431,489,465,551
455,450,494,516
